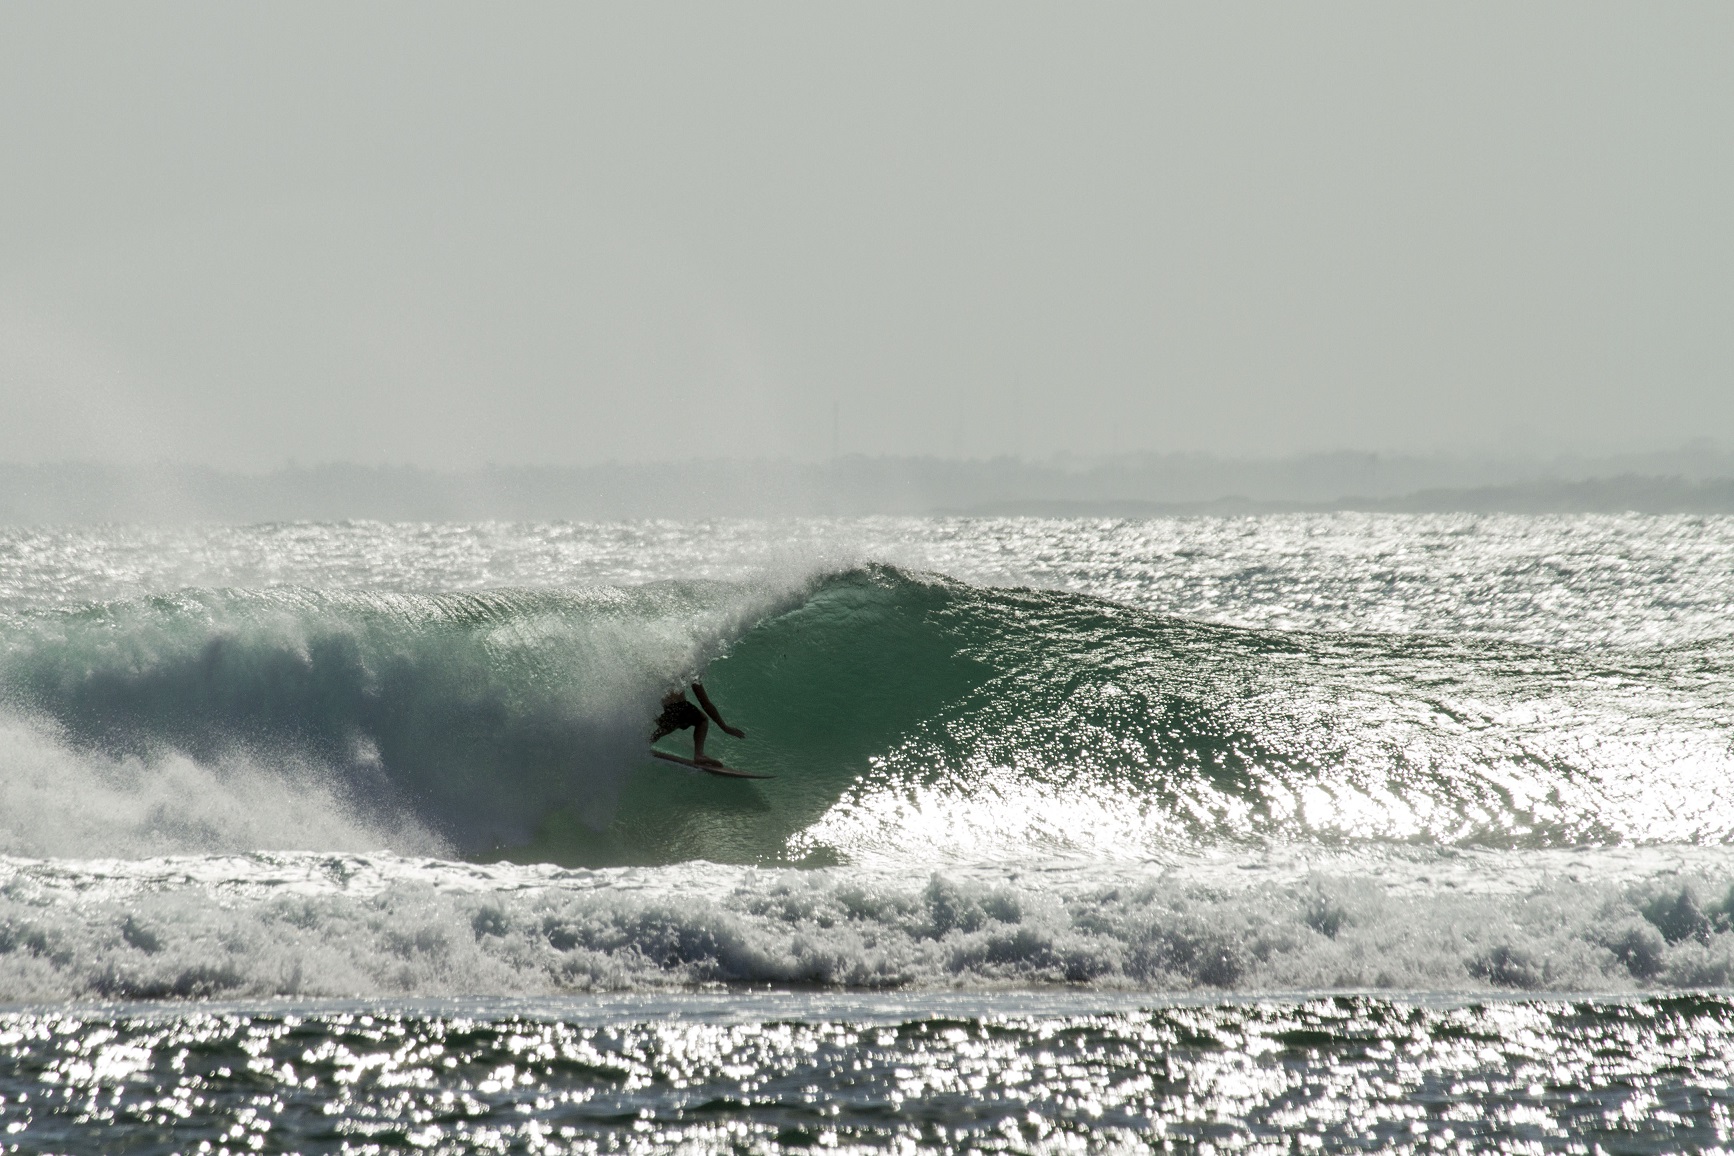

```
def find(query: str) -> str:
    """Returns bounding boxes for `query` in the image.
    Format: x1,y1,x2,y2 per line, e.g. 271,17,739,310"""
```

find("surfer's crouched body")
651,682,745,767
653,696,706,736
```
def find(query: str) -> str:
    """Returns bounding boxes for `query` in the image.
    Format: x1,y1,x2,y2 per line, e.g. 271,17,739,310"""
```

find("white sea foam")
0,711,446,860
4,846,1734,1002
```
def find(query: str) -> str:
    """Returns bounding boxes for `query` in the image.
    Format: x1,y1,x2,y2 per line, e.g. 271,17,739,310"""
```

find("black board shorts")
653,699,706,738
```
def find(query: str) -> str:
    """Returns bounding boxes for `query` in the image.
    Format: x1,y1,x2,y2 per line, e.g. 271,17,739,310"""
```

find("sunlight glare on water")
2,515,1733,1152
6,996,1734,1153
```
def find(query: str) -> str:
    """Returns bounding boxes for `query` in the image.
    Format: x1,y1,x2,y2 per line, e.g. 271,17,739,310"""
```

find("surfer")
651,682,746,767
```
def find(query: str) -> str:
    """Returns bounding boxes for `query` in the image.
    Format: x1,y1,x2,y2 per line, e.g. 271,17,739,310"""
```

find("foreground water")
1,514,1732,1151
9,994,1734,1153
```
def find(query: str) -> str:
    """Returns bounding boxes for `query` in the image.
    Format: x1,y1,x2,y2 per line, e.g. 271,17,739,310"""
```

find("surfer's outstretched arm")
692,683,746,739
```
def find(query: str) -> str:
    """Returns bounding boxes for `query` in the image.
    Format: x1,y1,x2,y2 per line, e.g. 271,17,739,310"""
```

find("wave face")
0,582,787,858
1,561,1730,866
749,568,1734,862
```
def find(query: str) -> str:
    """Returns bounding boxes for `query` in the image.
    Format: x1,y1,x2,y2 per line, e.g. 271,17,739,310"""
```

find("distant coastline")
951,476,1734,517
2,452,1733,523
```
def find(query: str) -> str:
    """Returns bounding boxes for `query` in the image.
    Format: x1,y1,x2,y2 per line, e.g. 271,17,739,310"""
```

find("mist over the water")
6,447,1734,523
2,4,1732,470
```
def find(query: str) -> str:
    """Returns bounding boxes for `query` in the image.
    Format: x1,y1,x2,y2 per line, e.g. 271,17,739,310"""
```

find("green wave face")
0,583,747,856
587,564,1734,864
601,567,992,864
2,565,1729,866
610,567,1303,864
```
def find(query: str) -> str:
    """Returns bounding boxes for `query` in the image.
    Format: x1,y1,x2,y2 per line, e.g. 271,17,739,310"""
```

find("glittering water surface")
1,516,1732,1151
5,514,1732,646
5,994,1734,1154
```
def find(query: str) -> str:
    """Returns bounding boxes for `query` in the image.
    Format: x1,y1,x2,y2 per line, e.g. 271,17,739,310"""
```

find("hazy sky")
1,3,1730,468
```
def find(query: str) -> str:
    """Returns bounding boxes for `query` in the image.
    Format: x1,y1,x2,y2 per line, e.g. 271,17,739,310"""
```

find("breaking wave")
0,566,1730,865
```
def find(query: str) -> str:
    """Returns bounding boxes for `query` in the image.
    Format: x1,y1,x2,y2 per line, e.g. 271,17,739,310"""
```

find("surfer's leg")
691,716,716,764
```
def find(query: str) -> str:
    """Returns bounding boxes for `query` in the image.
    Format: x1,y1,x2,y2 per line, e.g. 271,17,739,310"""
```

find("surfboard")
650,750,775,779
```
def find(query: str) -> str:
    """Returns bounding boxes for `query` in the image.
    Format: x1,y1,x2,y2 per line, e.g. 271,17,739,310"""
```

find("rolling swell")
0,565,1729,865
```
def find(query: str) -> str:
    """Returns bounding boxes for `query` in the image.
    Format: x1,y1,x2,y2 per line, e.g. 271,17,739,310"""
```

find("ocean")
1,514,1732,1152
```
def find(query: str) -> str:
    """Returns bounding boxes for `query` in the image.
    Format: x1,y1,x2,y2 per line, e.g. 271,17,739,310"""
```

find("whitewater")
4,514,1734,1152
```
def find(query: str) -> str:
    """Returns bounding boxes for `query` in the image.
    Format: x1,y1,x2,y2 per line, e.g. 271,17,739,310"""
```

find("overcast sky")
1,3,1729,468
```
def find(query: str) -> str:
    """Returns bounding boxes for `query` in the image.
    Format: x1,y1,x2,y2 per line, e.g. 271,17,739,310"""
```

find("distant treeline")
2,452,1733,523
